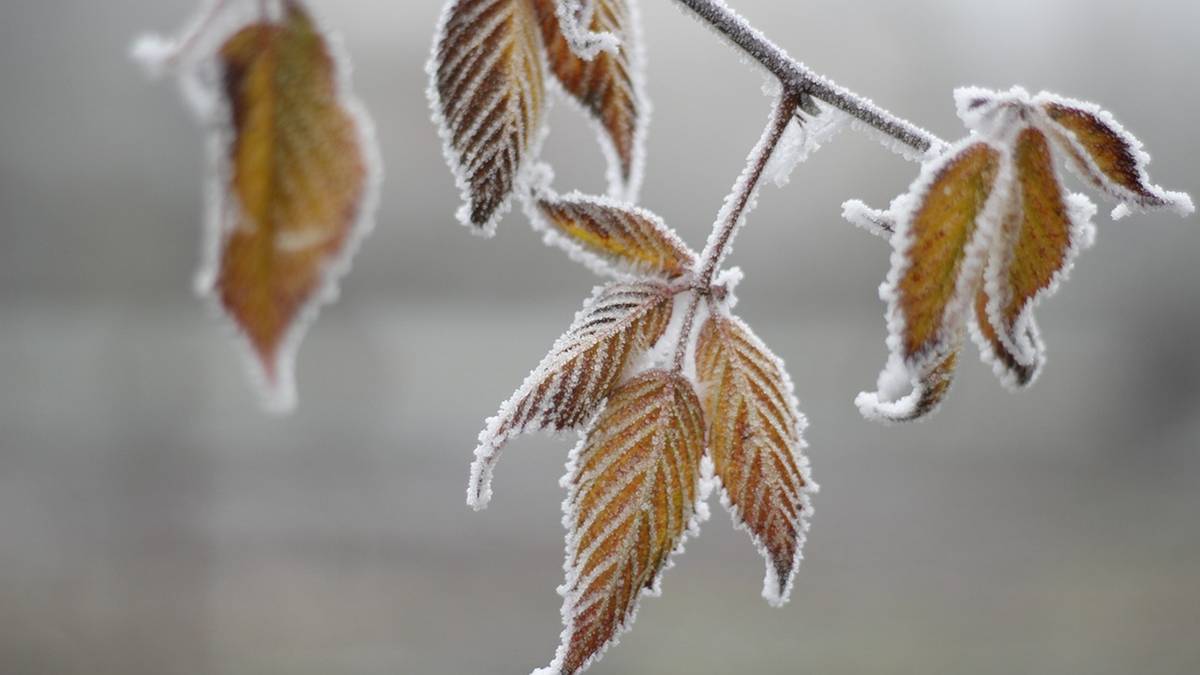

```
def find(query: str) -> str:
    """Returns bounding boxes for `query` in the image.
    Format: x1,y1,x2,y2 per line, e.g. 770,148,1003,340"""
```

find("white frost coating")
706,304,817,607
712,266,743,309
1032,90,1194,218
854,353,932,423
542,395,710,675
763,103,849,188
469,282,672,509
1111,203,1132,221
670,0,945,161
132,0,384,413
858,137,1013,422
554,0,623,60
977,184,1097,387
544,0,651,202
522,186,695,281
129,34,177,80
696,94,792,279
841,199,894,240
425,0,554,237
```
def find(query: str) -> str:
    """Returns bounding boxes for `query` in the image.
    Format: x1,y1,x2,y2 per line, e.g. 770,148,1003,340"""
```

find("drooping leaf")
858,141,1001,421
552,369,705,675
470,281,674,508
213,1,375,411
534,0,645,197
1037,93,1194,217
890,141,1002,361
431,0,547,233
530,192,696,279
695,314,814,605
974,127,1095,387
972,288,1037,388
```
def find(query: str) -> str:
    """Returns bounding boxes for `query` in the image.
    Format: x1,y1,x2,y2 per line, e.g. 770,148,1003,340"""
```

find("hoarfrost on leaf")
131,0,383,413
469,281,674,509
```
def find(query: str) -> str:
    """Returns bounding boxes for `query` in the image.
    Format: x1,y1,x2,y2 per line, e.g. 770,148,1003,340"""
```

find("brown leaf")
890,141,1002,362
859,141,1001,422
533,0,644,195
1039,95,1193,216
432,0,546,232
973,127,1090,387
215,1,373,410
533,193,696,278
555,369,705,675
972,288,1037,388
470,281,674,508
695,314,813,604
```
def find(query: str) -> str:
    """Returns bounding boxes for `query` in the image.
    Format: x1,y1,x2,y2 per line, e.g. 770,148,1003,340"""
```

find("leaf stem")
671,0,948,156
672,92,798,372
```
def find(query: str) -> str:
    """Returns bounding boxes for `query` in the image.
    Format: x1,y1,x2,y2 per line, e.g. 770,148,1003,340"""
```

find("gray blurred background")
1,1,1198,673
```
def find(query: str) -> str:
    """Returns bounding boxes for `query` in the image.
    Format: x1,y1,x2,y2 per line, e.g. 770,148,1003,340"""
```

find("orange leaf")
554,369,705,675
534,0,645,197
470,281,673,508
532,193,696,278
1038,94,1193,216
432,0,547,232
859,141,1001,422
695,314,814,605
891,141,1001,361
215,1,374,411
972,288,1037,388
973,127,1094,388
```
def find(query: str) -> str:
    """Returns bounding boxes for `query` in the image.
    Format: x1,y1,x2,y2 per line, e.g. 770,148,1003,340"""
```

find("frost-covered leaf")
534,0,646,197
973,127,1095,388
889,141,1001,362
858,140,1002,421
1037,93,1194,217
470,281,674,508
551,369,705,675
530,192,696,279
139,0,380,413
695,314,814,605
431,0,547,233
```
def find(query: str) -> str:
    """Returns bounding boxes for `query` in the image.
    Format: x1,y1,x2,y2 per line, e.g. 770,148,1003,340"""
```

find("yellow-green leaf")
533,194,696,278
215,1,373,410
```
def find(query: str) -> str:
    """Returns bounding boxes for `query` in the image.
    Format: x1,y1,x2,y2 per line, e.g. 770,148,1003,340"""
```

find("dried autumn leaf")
974,127,1094,388
213,1,376,411
431,0,547,233
470,281,674,508
857,140,1001,421
553,369,705,675
530,192,696,278
695,314,814,605
1037,93,1194,217
534,0,645,197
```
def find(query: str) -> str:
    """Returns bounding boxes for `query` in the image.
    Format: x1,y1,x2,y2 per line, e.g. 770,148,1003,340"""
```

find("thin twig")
672,0,948,156
672,92,799,372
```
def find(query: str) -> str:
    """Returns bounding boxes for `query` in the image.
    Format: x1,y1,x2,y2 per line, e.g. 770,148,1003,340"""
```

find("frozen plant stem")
672,91,799,372
671,0,948,155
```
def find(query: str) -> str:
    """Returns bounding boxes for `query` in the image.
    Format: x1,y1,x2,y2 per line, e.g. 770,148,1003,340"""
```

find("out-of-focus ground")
1,1,1197,674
